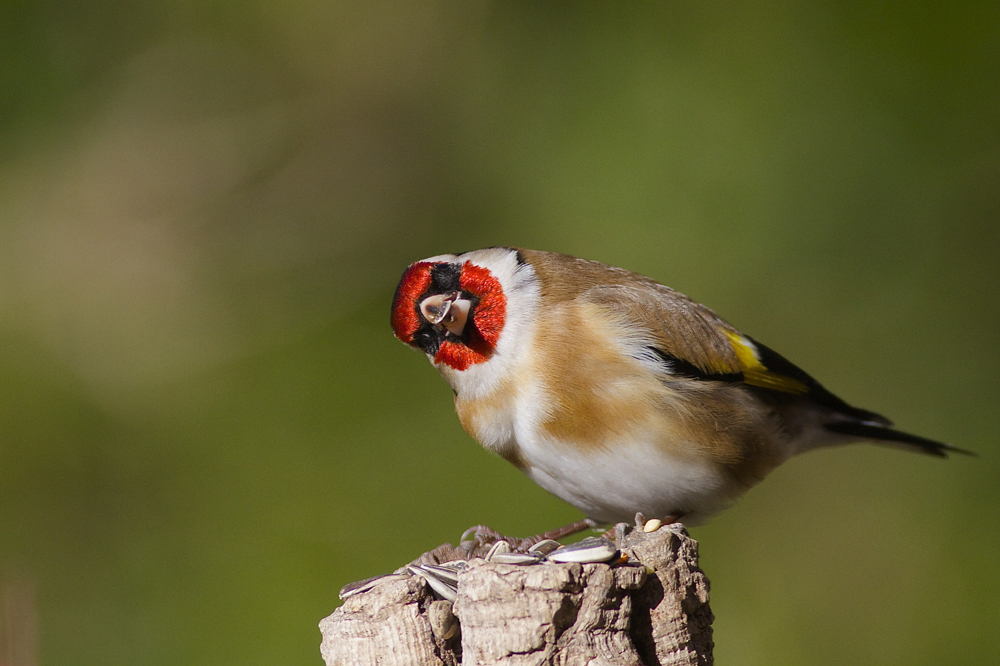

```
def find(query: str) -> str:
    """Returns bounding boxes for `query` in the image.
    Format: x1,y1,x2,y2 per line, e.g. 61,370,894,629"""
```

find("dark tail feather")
823,421,976,458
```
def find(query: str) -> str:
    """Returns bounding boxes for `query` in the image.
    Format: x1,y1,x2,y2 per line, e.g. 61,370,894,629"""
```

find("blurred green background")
1,2,997,664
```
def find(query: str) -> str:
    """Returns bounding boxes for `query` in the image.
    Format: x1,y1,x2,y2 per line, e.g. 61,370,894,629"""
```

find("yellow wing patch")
723,331,809,395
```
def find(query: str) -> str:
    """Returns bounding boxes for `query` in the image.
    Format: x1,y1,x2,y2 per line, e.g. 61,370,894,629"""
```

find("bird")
390,247,971,533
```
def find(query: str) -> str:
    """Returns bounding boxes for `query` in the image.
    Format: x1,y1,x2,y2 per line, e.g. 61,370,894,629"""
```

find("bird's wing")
579,283,892,425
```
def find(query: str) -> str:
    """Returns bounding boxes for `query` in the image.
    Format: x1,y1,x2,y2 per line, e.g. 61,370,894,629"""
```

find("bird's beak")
420,292,472,337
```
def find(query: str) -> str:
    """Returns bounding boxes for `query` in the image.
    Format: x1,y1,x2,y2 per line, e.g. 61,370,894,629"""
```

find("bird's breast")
453,377,525,469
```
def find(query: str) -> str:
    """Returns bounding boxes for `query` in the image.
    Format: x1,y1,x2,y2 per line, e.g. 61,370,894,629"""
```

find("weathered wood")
320,523,713,666
628,527,713,665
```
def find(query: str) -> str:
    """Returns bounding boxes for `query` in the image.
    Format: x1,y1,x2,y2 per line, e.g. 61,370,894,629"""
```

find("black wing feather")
823,421,975,458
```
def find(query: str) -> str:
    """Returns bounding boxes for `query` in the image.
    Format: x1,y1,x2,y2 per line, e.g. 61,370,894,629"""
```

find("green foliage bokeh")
1,2,997,664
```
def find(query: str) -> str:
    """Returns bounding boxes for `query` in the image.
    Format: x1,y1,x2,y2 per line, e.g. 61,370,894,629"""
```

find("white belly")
517,432,733,525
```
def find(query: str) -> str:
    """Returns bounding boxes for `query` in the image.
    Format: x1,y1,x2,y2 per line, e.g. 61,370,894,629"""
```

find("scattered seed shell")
642,518,662,533
485,540,512,561
408,565,458,602
338,574,406,600
547,536,620,564
436,560,467,573
489,551,545,565
527,539,562,555
419,564,461,586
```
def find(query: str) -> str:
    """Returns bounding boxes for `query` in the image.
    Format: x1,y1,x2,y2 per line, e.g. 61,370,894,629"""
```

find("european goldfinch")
390,247,970,526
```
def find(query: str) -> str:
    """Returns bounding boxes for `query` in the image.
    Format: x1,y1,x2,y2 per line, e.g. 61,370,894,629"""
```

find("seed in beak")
420,293,455,325
420,292,472,337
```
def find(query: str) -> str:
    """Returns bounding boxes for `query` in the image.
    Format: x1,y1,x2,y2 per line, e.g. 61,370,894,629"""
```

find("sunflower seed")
338,574,406,600
527,539,562,555
419,564,461,586
488,551,545,565
408,565,458,602
485,540,512,561
435,560,468,573
643,518,663,533
547,537,620,564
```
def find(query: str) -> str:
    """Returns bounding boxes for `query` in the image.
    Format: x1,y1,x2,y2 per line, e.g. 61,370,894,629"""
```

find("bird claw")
459,518,601,555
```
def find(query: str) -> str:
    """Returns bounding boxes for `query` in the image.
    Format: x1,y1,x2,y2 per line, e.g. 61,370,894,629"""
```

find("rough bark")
320,523,713,666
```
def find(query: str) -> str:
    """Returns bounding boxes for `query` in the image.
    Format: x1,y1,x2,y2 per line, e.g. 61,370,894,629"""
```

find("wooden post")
320,523,713,665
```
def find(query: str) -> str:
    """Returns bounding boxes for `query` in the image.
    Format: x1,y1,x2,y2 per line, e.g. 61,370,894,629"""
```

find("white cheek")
438,360,497,398
434,249,541,402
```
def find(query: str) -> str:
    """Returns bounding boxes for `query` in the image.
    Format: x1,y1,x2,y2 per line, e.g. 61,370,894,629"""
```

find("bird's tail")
823,421,976,458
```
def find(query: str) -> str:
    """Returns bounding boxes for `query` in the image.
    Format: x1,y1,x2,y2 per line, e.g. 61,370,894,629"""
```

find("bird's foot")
459,518,599,557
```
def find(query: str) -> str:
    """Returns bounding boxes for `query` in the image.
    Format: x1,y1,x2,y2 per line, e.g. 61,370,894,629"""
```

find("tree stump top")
320,523,713,666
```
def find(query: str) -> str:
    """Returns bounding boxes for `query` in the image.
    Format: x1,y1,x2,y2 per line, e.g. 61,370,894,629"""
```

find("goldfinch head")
391,257,505,371
390,248,539,390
